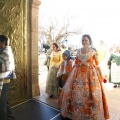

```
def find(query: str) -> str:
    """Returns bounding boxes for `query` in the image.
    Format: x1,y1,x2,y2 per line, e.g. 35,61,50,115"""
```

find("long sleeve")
0,71,10,79
57,65,62,77
0,46,15,79
93,53,99,65
56,52,63,67
108,54,112,66
72,61,75,67
75,57,80,65
93,52,103,79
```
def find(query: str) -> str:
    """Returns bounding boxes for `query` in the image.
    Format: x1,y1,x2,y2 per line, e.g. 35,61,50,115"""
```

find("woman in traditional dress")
59,34,110,120
108,45,120,87
46,43,62,97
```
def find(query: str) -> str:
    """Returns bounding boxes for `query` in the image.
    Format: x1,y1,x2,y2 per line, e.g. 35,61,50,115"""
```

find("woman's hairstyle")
82,34,92,45
61,44,66,49
52,43,59,49
113,44,120,53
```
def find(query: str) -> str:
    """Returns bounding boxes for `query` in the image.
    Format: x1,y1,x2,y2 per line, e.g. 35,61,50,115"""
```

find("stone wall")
30,0,41,97
0,0,41,105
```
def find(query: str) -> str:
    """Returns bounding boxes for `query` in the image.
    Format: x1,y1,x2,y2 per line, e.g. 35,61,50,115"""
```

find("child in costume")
57,50,74,89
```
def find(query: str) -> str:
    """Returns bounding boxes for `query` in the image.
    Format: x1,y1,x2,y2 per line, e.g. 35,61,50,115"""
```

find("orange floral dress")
58,48,110,120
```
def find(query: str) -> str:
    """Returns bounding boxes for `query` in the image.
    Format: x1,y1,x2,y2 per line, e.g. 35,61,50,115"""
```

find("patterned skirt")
59,65,110,120
46,66,59,96
111,63,120,83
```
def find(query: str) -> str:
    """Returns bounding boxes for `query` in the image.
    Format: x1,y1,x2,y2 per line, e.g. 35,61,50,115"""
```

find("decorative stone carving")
0,0,27,105
0,0,41,105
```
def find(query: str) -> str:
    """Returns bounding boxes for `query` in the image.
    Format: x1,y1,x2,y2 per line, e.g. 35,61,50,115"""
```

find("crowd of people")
44,34,120,120
97,41,120,87
0,33,120,120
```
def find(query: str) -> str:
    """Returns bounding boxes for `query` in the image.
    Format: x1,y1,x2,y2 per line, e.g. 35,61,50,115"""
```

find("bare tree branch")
39,16,83,46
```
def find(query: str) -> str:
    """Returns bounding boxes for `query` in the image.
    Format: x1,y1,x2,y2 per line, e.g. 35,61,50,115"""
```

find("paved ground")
37,54,120,120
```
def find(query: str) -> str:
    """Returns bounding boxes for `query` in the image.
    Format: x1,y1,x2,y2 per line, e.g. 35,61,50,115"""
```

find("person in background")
46,43,62,97
97,41,107,62
108,45,120,87
44,48,52,70
59,34,110,120
0,35,16,120
60,44,66,53
57,50,74,91
97,41,108,80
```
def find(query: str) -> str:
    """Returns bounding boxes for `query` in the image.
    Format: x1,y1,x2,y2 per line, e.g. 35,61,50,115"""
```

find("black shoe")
53,95,58,98
7,115,15,120
49,95,53,98
113,84,117,88
62,116,71,120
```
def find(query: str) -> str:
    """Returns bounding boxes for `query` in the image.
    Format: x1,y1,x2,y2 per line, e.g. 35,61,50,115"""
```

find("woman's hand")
108,65,110,69
55,65,59,69
96,65,104,79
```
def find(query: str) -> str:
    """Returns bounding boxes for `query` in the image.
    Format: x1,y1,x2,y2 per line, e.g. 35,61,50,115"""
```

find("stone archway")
0,0,41,105
28,0,41,97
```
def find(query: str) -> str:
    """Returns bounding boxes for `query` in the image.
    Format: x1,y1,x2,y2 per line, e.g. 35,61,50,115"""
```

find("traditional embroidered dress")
108,52,120,84
59,48,110,120
46,51,62,96
0,46,15,96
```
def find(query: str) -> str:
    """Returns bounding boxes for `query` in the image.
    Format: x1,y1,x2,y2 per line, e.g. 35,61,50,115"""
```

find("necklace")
80,47,90,62
52,51,59,59
82,47,90,54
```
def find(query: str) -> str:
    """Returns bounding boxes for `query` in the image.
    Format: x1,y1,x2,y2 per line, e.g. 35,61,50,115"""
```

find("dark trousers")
0,83,15,120
58,76,65,88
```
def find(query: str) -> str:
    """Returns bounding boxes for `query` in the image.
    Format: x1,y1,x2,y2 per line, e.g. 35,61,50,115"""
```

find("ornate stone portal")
0,0,41,105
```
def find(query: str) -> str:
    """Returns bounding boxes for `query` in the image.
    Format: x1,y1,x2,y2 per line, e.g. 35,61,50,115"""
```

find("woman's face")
99,41,104,47
52,45,57,51
82,37,91,47
114,46,120,53
0,41,5,49
62,54,68,61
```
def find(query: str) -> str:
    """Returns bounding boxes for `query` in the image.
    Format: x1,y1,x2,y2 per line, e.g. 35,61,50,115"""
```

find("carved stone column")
30,0,41,97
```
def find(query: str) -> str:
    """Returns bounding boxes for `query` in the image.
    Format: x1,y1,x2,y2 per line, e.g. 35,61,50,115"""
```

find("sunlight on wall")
39,0,120,48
